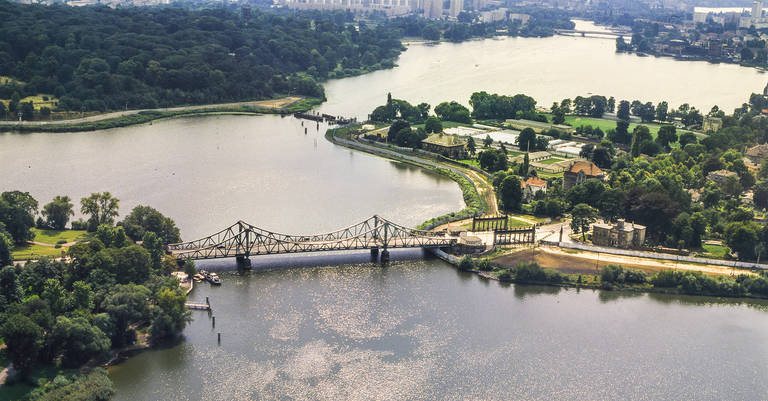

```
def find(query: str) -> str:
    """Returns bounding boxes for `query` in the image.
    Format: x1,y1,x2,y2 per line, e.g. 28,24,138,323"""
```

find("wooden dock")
185,302,211,310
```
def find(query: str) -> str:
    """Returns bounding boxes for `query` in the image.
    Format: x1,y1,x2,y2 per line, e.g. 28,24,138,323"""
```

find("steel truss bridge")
167,215,455,262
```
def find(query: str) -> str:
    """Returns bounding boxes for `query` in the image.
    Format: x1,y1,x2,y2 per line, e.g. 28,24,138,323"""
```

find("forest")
0,2,404,112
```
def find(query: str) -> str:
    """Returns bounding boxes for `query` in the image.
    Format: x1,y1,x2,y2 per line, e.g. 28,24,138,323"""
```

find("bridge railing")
167,216,455,260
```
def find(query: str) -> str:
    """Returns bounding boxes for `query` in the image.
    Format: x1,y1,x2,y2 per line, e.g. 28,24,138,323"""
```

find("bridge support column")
236,256,251,269
380,249,390,263
370,247,379,259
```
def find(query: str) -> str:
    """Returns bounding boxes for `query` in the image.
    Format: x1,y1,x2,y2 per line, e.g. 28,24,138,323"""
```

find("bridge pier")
370,247,379,259
236,256,251,269
380,249,390,263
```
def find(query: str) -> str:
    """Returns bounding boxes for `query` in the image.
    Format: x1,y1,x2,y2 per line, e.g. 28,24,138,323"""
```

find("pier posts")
212,316,215,327
380,249,390,263
236,256,252,269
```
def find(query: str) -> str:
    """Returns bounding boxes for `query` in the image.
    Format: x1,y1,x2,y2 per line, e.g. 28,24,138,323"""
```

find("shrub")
476,258,493,271
512,262,566,283
71,219,88,230
600,264,647,285
458,255,475,271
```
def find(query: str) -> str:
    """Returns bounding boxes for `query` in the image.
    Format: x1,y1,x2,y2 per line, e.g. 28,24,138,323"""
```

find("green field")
538,157,565,165
700,243,730,259
457,158,481,169
31,228,88,244
0,94,60,111
543,114,696,139
10,228,89,260
12,243,68,260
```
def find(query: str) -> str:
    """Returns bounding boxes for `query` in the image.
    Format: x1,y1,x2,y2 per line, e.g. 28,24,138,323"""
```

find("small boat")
208,273,222,285
193,274,204,282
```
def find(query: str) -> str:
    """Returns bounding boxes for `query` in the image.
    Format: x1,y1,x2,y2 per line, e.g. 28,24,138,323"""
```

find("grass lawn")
544,114,696,139
0,94,59,111
508,217,534,228
700,244,730,259
30,228,88,244
10,228,88,260
457,159,481,169
538,157,565,165
0,76,23,85
12,243,67,260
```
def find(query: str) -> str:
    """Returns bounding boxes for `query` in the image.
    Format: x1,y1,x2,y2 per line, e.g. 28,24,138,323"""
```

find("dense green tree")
0,190,38,244
434,101,471,123
517,128,536,151
0,233,12,268
499,175,522,212
551,103,565,124
630,125,652,157
608,120,631,145
102,284,151,347
71,281,94,311
20,101,34,121
51,316,111,367
656,125,678,149
149,288,190,344
466,136,476,155
41,195,75,230
477,149,507,172
519,153,530,177
570,203,597,240
483,135,493,148
725,222,760,261
617,100,631,121
42,278,71,315
96,224,127,248
0,314,44,375
120,205,181,245
655,101,669,121
422,24,441,41
80,192,119,231
678,131,697,148
0,265,20,305
424,116,443,133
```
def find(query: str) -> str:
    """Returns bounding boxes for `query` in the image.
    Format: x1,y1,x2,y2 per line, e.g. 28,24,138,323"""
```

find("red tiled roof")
521,176,547,188
567,161,603,176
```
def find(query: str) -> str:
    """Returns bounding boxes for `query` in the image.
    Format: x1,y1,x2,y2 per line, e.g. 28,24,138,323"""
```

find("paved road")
0,97,302,126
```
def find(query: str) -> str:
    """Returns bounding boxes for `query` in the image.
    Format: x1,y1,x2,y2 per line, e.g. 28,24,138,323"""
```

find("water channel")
1,21,768,400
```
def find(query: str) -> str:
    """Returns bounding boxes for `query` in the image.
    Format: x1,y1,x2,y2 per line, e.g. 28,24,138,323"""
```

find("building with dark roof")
563,161,604,191
421,133,467,159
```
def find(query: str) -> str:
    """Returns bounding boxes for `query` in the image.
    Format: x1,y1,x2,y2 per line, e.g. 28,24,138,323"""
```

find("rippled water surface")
109,259,768,400
2,20,768,400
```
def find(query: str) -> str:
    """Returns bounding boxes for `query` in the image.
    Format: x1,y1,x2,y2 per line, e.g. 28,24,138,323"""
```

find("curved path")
0,97,303,126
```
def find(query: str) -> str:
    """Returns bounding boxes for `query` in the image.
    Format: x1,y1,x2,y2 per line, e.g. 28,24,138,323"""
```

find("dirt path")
494,246,754,277
0,364,12,386
462,168,498,215
0,96,303,126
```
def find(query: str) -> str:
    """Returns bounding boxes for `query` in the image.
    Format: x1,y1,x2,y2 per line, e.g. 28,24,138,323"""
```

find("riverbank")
0,97,322,133
431,246,768,301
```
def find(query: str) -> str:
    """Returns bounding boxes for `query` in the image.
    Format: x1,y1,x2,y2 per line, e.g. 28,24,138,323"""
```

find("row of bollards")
204,297,220,345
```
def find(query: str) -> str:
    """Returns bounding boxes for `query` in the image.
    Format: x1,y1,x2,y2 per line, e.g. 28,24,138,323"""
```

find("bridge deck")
167,216,456,261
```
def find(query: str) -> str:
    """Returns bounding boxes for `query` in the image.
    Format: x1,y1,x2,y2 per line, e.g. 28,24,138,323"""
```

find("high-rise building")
753,1,764,20
423,0,442,19
449,0,462,17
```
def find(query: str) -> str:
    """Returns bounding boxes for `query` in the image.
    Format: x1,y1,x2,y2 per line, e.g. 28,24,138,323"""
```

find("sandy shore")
493,246,755,277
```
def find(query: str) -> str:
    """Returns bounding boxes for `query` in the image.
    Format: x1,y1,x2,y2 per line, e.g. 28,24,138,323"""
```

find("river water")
2,21,768,400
